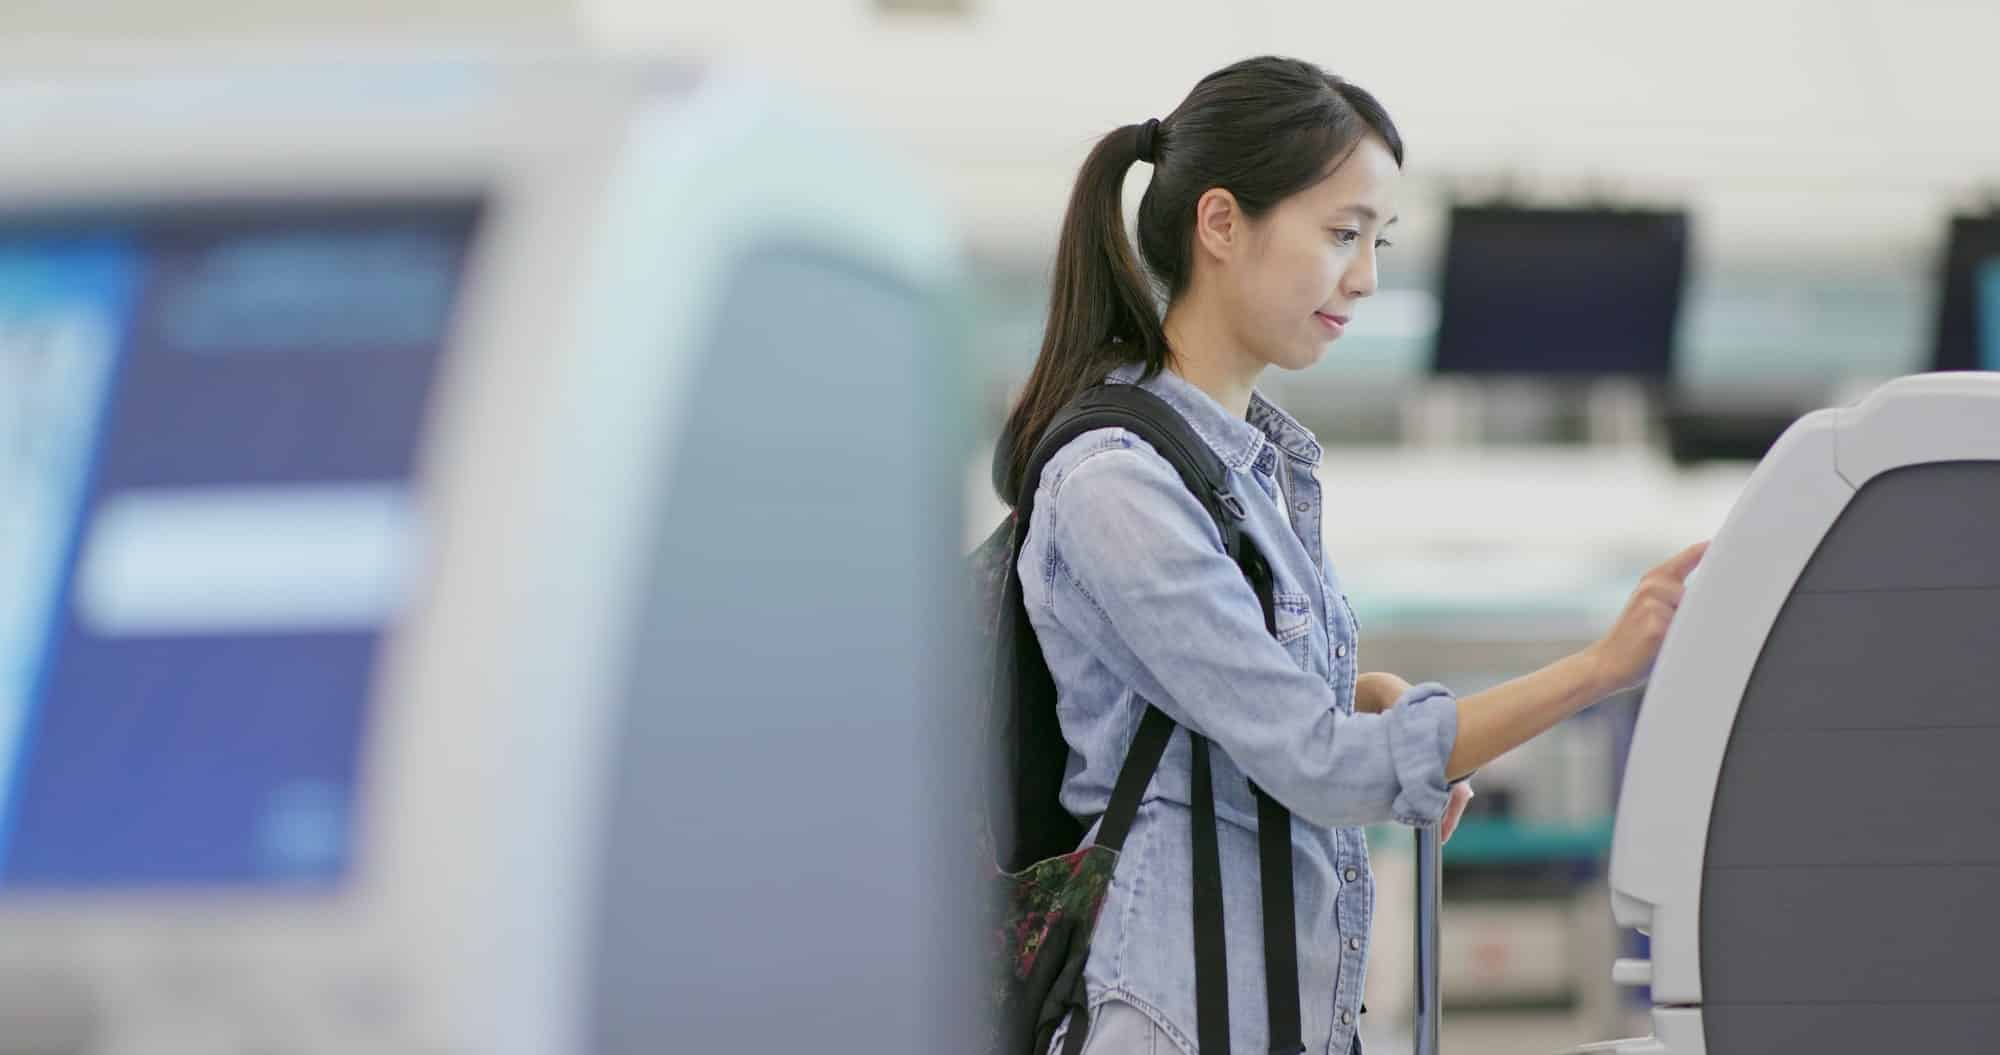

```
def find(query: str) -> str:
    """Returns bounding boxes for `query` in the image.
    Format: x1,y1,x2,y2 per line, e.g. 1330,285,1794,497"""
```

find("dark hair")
994,56,1405,503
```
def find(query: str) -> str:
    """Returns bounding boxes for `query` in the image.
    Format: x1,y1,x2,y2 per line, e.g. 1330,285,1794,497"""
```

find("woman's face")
1225,134,1400,372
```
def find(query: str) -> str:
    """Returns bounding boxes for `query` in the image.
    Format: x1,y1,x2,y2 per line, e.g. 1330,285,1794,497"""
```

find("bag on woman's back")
972,382,1304,1055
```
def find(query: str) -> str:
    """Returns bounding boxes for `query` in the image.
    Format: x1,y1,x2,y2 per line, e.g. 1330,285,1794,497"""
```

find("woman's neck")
1161,295,1261,419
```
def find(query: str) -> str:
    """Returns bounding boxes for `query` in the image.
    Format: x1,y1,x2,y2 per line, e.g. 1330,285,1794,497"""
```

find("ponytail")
993,122,1169,505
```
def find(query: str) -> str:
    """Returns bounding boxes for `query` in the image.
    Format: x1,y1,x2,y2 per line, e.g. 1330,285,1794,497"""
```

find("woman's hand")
1584,541,1709,697
1439,782,1474,844
1354,671,1412,715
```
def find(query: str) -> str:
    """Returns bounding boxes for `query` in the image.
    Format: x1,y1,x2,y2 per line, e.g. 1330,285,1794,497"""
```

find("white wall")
584,0,2000,266
0,0,569,36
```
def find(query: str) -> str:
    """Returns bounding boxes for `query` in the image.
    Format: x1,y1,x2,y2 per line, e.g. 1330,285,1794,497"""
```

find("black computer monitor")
1432,205,1690,378
1929,212,2000,373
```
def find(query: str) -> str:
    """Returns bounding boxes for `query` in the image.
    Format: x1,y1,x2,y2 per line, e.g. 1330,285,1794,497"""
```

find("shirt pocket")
1271,590,1318,673
1272,591,1314,643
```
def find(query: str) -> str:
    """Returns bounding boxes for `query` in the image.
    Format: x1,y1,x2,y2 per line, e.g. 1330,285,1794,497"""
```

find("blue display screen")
1432,206,1689,377
0,203,479,888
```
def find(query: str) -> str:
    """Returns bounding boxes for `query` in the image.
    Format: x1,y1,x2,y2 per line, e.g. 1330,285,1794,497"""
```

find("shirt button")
1335,644,1348,659
1344,867,1359,882
1348,937,1362,950
1295,501,1309,513
1341,1010,1354,1026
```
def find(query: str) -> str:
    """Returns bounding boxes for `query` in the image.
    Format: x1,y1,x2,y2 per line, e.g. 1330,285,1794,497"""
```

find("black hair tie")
1135,118,1160,164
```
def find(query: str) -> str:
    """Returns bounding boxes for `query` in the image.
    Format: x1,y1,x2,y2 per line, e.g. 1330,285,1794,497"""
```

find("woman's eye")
1375,238,1394,250
1330,228,1361,246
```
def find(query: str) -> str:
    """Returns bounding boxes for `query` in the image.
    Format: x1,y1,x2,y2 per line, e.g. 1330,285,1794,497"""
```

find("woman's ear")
1192,187,1243,265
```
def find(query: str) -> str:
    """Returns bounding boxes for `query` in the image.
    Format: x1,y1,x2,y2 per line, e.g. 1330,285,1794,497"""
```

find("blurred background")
0,2,1996,1054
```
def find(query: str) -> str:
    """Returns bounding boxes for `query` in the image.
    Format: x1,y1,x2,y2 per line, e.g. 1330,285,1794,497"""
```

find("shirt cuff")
1384,681,1460,827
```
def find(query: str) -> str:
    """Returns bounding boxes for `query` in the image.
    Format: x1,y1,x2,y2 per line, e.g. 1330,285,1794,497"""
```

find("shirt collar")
1247,391,1324,467
1104,361,1322,472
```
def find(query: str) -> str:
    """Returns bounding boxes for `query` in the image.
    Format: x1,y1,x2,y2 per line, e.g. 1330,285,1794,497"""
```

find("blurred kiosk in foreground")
1590,372,2000,1054
0,52,975,1055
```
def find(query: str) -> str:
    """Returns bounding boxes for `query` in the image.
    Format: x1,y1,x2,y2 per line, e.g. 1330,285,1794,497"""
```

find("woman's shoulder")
1025,426,1224,558
1033,425,1176,506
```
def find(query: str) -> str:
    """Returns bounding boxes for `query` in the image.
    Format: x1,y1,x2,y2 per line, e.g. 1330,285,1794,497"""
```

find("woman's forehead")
1298,139,1401,217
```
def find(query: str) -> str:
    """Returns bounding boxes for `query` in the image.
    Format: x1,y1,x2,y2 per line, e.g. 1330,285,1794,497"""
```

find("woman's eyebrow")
1337,205,1400,226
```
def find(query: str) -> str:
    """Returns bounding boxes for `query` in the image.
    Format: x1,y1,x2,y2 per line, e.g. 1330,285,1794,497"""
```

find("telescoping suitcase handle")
1413,824,1443,1055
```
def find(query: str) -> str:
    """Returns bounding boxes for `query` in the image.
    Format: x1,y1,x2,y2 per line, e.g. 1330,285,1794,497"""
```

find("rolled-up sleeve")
1383,682,1459,826
1043,442,1459,829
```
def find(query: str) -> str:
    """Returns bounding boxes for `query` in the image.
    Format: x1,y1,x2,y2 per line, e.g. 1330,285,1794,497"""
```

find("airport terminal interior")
0,3,1996,1054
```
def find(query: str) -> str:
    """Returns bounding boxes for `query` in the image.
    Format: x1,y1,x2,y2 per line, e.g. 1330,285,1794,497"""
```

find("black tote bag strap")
1188,732,1231,1055
1096,535,1307,1055
1254,786,1304,1055
1244,542,1306,1055
1093,704,1174,853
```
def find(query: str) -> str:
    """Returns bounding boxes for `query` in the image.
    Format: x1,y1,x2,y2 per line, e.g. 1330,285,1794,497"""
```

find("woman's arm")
1445,542,1707,780
1043,439,1458,829
1445,651,1607,781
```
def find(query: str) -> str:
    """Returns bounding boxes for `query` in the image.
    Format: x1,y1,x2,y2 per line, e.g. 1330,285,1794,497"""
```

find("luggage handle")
1413,824,1443,1055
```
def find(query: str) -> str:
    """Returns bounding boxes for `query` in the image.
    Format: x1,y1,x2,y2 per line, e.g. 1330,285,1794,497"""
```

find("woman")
1001,55,1703,1055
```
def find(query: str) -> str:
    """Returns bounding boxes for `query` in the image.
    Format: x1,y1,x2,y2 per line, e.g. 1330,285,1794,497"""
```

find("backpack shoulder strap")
1015,381,1246,557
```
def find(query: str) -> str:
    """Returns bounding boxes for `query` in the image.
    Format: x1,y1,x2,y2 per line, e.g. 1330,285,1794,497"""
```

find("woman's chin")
1276,340,1332,372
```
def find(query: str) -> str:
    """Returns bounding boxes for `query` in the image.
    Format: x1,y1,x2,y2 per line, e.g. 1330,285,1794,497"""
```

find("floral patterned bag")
988,707,1174,1055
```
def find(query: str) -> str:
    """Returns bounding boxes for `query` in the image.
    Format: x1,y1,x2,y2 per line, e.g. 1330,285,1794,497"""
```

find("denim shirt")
1019,363,1460,1055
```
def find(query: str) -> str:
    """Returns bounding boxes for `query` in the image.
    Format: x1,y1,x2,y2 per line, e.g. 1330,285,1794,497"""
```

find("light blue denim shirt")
1020,363,1460,1055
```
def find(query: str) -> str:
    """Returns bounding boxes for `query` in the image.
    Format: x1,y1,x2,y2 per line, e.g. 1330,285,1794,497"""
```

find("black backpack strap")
1000,382,1241,874
1018,383,1246,559
1018,379,1302,1055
